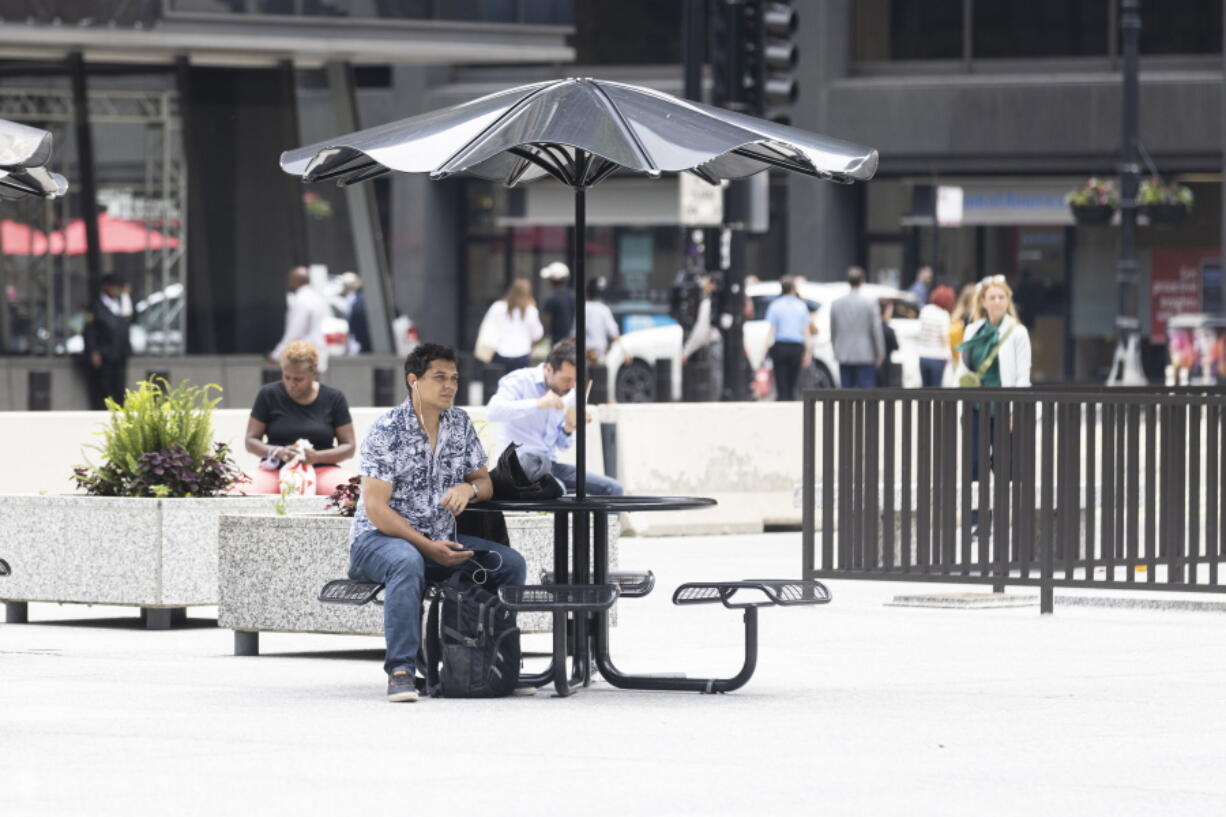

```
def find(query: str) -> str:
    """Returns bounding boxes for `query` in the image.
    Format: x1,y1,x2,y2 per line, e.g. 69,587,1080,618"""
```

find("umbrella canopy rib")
588,82,658,178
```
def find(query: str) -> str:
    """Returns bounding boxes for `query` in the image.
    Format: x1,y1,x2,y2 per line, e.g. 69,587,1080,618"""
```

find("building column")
786,0,859,281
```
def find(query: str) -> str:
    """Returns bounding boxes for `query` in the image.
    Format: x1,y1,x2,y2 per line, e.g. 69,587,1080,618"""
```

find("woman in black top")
243,341,356,495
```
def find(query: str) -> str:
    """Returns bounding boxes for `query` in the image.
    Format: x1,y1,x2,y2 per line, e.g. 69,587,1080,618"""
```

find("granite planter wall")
217,511,619,653
0,494,329,627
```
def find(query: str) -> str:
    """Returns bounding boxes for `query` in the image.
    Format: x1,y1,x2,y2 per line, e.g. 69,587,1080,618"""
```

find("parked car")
603,280,920,402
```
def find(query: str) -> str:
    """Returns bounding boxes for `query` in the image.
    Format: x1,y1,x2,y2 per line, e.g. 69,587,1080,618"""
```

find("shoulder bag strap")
976,323,1017,378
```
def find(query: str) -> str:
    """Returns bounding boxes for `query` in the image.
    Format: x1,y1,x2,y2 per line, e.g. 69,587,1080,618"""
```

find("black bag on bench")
424,572,521,698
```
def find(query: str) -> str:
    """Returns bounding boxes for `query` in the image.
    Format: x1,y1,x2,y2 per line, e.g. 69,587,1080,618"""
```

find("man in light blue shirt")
764,276,813,400
487,338,624,496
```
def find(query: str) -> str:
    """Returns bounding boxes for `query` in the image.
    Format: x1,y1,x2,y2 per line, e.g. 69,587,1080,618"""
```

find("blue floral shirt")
349,398,487,545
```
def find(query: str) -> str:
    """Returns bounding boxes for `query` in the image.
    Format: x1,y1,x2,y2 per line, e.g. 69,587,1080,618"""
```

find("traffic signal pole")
1108,0,1147,385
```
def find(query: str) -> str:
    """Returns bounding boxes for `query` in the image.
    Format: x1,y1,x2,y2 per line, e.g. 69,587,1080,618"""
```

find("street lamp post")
1108,0,1148,385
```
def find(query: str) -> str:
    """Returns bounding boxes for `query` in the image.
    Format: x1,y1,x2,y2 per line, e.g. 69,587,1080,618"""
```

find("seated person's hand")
537,392,565,411
564,406,593,429
439,483,475,516
280,443,303,463
424,539,473,567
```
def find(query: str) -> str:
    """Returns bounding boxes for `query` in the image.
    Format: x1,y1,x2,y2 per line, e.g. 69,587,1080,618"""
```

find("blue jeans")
550,461,624,496
348,529,526,675
919,357,947,387
839,363,878,388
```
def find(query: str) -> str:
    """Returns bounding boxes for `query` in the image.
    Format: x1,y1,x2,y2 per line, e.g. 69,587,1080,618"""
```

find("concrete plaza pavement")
2,531,1224,817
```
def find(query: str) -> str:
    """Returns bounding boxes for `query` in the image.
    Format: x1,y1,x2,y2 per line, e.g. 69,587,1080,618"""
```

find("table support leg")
572,511,591,686
593,606,759,694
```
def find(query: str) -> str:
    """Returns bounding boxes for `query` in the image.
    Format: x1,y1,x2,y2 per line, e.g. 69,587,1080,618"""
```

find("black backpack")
424,571,521,698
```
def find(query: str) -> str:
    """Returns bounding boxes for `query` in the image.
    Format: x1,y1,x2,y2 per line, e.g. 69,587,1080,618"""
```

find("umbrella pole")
573,170,587,501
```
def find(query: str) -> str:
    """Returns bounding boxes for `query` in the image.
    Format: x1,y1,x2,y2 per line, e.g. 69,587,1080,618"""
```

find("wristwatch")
469,481,480,500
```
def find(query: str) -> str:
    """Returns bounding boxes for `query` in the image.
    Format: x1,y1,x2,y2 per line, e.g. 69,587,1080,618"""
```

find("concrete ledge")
217,511,619,642
0,494,329,612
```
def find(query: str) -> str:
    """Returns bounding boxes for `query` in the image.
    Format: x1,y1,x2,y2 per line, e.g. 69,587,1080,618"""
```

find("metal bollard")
653,359,672,403
481,364,505,405
590,364,608,404
27,370,51,411
373,367,396,406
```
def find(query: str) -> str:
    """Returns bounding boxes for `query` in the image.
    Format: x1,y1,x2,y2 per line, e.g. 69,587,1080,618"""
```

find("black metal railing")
800,386,1226,613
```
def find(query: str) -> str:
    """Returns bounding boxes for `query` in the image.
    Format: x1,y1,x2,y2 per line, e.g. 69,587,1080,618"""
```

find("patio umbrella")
0,118,67,201
0,219,50,255
48,213,180,255
280,77,878,498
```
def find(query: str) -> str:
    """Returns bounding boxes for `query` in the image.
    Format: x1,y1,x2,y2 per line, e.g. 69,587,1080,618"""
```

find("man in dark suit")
83,273,131,409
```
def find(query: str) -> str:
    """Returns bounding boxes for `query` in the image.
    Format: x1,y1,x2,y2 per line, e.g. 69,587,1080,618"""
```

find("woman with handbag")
476,279,544,373
242,340,356,495
955,277,1031,528
955,276,1032,391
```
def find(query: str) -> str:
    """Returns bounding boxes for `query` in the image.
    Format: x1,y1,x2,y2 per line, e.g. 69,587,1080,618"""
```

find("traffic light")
744,1,798,122
710,0,746,110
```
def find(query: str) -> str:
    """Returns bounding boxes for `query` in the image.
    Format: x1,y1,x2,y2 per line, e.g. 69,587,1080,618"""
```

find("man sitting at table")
348,342,527,702
487,337,624,496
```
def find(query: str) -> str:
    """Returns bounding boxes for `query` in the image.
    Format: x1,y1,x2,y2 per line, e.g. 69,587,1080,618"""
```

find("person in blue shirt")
487,338,624,496
908,265,933,306
764,277,814,401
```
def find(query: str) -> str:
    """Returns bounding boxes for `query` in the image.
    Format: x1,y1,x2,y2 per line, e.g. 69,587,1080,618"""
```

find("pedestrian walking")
477,279,543,373
83,273,132,409
539,261,575,345
681,273,723,401
908,265,933,306
764,276,810,401
956,275,1032,496
582,278,620,364
270,266,330,371
917,285,957,387
829,266,885,388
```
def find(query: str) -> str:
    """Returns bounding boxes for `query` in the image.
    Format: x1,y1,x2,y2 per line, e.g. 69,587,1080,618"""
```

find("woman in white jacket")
955,275,1032,389
956,276,1032,507
481,278,544,372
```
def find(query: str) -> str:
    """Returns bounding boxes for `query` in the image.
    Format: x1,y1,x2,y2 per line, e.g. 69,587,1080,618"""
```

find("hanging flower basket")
1140,202,1189,223
1066,177,1118,225
1070,204,1116,225
1139,178,1193,224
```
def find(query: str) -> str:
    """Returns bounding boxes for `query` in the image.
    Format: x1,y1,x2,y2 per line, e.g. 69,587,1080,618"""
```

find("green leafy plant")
72,378,244,498
1138,177,1194,209
1066,177,1119,208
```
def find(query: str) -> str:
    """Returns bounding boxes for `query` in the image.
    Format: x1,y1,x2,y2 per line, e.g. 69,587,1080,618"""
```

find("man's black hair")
546,338,576,370
404,342,458,378
847,266,866,288
781,277,796,296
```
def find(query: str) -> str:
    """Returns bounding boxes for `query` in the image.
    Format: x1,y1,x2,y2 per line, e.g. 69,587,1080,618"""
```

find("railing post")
1040,398,1056,614
801,390,816,581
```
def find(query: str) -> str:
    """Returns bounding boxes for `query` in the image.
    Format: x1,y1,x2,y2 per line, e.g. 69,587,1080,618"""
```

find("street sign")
936,185,964,226
679,173,725,226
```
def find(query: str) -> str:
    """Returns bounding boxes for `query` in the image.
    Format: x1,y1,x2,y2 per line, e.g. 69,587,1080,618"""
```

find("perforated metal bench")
539,570,655,599
318,579,385,606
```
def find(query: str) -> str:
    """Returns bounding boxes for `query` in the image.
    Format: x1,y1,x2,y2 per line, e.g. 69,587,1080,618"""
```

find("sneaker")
512,684,538,697
387,670,419,703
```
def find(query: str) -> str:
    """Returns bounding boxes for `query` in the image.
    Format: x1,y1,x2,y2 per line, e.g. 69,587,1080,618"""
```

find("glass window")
572,0,682,65
854,0,964,61
1139,0,1222,54
973,0,1108,58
